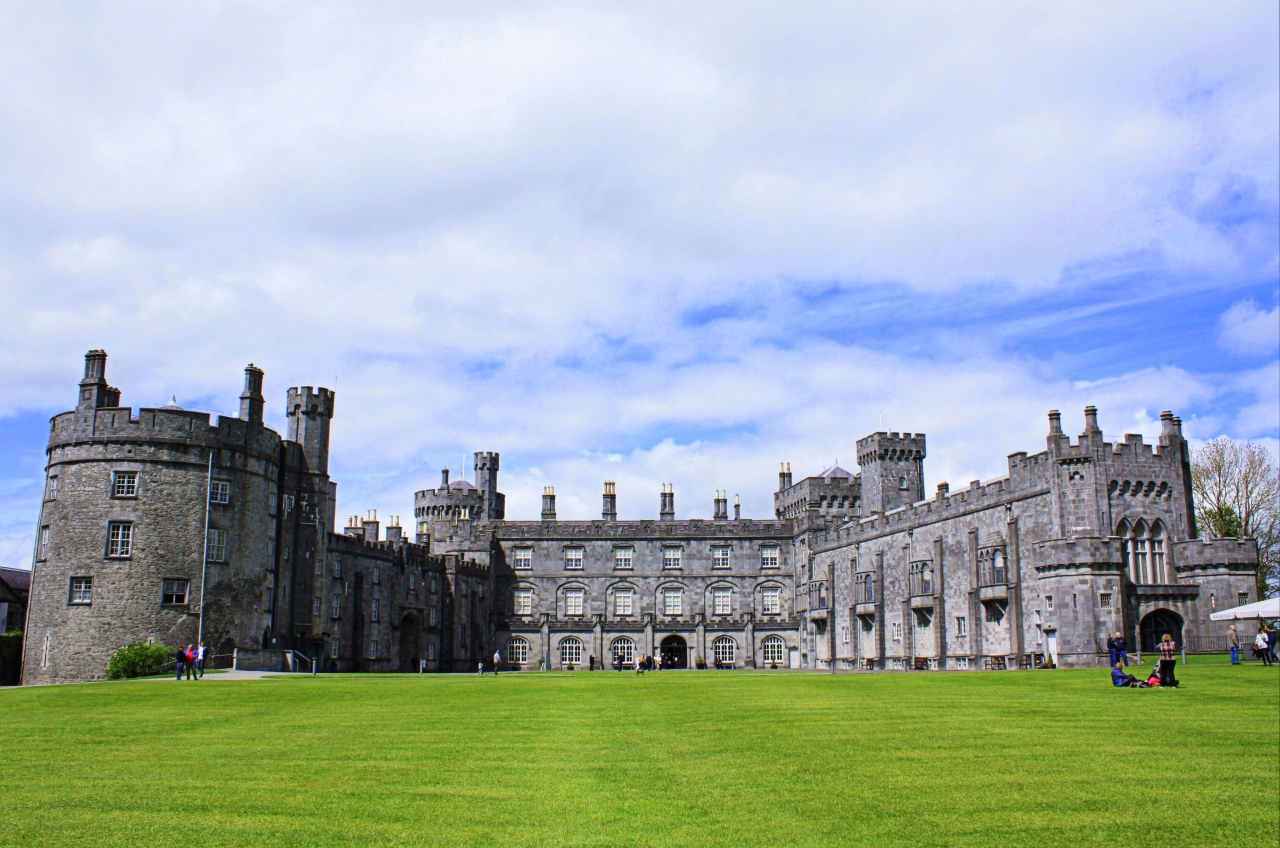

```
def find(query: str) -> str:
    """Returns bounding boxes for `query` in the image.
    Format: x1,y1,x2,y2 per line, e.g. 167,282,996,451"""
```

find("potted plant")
695,655,707,670
566,662,574,671
770,660,777,670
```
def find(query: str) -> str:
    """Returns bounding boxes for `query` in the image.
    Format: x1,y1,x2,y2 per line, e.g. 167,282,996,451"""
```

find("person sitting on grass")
1145,668,1162,687
1111,662,1145,688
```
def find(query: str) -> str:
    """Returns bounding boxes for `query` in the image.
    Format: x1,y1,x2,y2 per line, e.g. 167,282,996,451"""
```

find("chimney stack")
1083,405,1100,434
713,490,728,520
936,482,949,499
602,481,617,521
1048,409,1063,435
733,493,741,521
659,484,675,521
440,468,450,489
541,487,557,522
239,364,265,424
362,510,380,543
778,462,794,492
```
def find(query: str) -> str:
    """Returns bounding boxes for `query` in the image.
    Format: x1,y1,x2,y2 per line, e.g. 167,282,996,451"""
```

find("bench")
912,657,931,670
983,656,1007,671
864,658,877,671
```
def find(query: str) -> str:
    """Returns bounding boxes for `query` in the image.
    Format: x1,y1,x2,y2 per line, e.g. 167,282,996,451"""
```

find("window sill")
106,555,133,561
110,495,138,500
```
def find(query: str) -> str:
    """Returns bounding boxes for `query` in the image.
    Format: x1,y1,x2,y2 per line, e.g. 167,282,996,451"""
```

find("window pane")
514,548,532,570
614,548,633,569
763,588,780,614
761,546,779,569
615,588,632,616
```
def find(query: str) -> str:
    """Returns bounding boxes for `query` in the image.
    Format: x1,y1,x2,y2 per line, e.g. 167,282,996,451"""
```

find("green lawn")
1,664,1276,848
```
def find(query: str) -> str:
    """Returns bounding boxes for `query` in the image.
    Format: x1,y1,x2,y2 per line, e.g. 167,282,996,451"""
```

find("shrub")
107,641,172,680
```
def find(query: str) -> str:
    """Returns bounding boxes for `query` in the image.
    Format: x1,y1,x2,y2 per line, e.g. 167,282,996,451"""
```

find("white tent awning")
1210,597,1280,621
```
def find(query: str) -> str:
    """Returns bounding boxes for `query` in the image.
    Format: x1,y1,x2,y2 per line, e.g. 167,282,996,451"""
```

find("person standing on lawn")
1228,625,1240,665
1267,625,1278,664
1255,629,1272,665
175,645,187,680
196,643,207,678
1107,633,1118,668
185,645,197,680
492,650,501,674
1115,632,1129,666
1157,634,1179,687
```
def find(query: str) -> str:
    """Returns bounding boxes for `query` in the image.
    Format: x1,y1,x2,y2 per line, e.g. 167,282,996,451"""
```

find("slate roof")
0,567,31,594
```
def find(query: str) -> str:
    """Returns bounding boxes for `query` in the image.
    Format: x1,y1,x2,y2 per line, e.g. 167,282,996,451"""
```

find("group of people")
1105,633,1130,667
1111,633,1181,688
174,643,206,680
1231,624,1278,666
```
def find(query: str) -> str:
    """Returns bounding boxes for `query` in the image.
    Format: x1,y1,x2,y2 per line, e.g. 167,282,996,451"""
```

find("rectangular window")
107,522,133,558
331,595,341,618
269,491,277,515
206,528,227,562
46,476,58,501
712,547,731,570
331,639,339,659
162,579,189,605
1238,592,1249,606
614,547,633,570
373,566,380,584
513,548,532,570
760,546,779,569
841,626,850,645
1100,592,1112,608
762,587,780,614
333,559,341,578
955,616,967,637
429,607,438,626
564,548,583,570
431,576,439,593
663,588,682,616
515,589,533,615
615,588,633,616
565,588,584,616
663,547,682,569
283,546,290,561
427,643,436,660
409,573,416,591
370,640,378,660
38,526,50,561
112,471,138,498
265,587,274,612
209,480,231,504
713,587,731,615
314,598,322,616
69,576,93,605
1045,595,1054,612
284,494,295,512
892,622,902,641
372,599,380,622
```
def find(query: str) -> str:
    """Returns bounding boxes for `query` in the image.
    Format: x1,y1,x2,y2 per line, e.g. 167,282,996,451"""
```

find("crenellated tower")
856,431,926,515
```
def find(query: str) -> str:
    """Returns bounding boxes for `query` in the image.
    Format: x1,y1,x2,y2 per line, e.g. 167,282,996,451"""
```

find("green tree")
1192,438,1279,599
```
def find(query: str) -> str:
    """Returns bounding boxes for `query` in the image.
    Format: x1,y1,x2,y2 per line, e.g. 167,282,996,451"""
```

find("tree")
1191,438,1279,599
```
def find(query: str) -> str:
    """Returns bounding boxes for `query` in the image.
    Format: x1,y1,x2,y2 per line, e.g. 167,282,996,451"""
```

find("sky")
1,2,1277,569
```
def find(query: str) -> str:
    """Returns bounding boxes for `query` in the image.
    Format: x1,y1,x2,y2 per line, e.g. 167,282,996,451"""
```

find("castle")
21,351,1259,684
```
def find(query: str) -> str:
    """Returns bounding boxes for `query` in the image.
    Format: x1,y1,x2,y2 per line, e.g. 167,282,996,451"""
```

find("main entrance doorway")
660,635,688,669
1139,609,1183,654
399,613,419,672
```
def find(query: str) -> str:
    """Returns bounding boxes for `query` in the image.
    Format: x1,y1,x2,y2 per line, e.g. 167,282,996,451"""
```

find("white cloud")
1218,300,1280,357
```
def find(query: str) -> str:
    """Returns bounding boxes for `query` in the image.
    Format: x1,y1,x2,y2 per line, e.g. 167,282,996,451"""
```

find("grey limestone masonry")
21,350,1260,684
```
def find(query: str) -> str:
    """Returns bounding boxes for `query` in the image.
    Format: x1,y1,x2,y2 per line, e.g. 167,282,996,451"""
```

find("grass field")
1,663,1276,848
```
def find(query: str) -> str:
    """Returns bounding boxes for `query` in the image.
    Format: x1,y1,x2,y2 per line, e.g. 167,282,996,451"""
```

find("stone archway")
399,613,419,672
660,635,688,669
1139,609,1183,654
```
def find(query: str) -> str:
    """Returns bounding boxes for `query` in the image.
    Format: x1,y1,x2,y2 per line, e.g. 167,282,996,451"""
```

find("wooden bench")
864,658,877,671
983,655,1007,671
912,657,931,670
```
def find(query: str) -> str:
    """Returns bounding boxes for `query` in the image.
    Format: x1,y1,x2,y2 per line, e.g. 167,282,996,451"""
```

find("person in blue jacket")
1111,662,1144,687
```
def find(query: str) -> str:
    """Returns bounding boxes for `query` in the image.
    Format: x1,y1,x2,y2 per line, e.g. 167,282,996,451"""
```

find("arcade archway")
660,635,688,669
1139,609,1183,654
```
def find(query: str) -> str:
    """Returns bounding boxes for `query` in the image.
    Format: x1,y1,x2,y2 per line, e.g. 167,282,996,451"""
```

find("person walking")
185,645,197,680
1228,625,1240,665
477,660,484,674
1157,634,1179,687
196,643,207,678
1115,633,1129,666
1255,629,1272,665
1267,625,1278,664
492,650,501,675
1106,633,1118,668
175,645,187,680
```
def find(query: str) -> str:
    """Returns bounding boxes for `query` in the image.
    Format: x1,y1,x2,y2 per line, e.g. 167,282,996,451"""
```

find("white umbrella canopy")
1210,597,1280,621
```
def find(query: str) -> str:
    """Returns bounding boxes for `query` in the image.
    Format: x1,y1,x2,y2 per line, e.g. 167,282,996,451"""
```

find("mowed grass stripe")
0,664,1275,847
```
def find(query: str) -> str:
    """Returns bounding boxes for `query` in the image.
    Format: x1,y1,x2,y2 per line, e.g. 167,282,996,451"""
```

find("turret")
474,451,504,520
239,364,265,424
286,386,335,475
856,431,926,515
602,481,617,521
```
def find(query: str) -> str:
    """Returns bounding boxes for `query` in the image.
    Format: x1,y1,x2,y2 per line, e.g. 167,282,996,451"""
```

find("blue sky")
1,3,1277,568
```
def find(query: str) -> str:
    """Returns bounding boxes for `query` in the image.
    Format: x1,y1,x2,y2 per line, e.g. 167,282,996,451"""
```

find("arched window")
898,475,908,489
1150,522,1166,583
611,637,634,666
761,635,785,665
712,636,736,666
507,636,529,664
559,637,583,667
1131,520,1150,583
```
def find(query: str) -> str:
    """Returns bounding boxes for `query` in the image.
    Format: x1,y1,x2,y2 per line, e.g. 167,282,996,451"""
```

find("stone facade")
21,351,1260,684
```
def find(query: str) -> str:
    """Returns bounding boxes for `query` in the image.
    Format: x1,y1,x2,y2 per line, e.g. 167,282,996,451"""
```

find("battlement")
49,406,284,460
492,518,791,541
855,431,926,465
